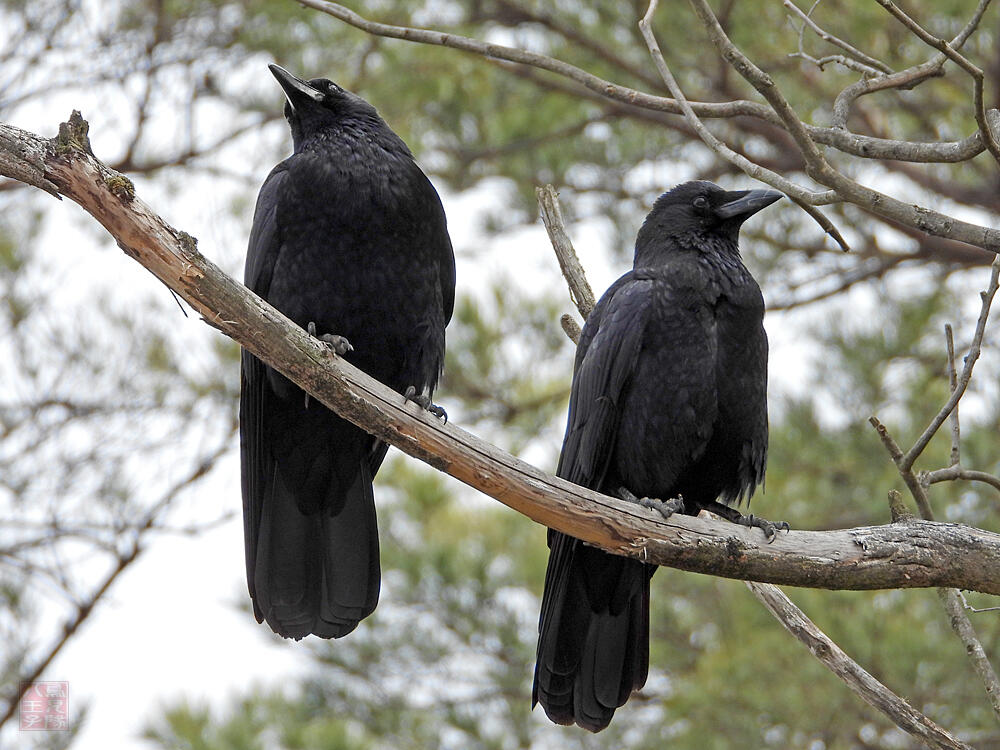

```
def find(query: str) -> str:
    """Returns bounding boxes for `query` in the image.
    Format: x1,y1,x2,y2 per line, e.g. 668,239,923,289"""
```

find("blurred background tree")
1,0,998,748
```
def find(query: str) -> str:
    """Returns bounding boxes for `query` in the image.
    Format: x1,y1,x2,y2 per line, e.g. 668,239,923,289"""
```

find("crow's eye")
693,196,709,210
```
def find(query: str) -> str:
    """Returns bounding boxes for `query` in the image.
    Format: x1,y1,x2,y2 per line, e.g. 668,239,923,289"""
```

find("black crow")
240,65,455,639
533,181,783,730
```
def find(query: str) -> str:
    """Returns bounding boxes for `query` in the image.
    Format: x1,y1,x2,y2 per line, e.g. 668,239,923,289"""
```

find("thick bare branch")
4,115,1000,596
747,581,972,750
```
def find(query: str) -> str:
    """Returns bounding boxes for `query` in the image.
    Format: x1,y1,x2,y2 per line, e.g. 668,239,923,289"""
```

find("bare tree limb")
747,581,972,750
874,0,1000,165
4,115,1000,597
685,0,1000,254
535,184,596,319
295,0,999,253
937,586,1000,720
638,0,849,251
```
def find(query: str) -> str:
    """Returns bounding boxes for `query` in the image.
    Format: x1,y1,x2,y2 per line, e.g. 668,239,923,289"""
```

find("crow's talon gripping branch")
403,385,448,423
736,513,790,544
619,487,685,519
307,321,353,356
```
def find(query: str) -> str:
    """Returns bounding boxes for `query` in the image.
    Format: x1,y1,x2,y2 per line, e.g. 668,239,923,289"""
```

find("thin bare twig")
945,324,961,466
784,0,893,75
937,587,1000,718
921,466,1000,493
747,581,972,750
902,255,1000,471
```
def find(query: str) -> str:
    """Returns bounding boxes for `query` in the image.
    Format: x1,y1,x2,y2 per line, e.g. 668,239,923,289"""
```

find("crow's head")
268,64,382,149
635,181,782,262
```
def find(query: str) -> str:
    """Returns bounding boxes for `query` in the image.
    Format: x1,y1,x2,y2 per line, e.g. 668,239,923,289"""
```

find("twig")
560,313,582,344
790,50,886,77
874,0,1000,165
958,591,1000,614
902,255,1000,471
535,184,596,318
921,466,1000,493
831,61,947,129
945,324,961,466
784,0,893,74
747,581,972,750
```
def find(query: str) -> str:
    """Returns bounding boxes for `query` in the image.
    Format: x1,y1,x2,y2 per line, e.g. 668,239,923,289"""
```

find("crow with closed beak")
533,181,785,731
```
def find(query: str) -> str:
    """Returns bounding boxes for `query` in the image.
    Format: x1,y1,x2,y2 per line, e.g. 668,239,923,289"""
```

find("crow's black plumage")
240,65,455,639
532,181,783,731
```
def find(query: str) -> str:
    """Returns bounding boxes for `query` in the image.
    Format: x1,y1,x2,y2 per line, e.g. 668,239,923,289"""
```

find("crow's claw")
618,488,685,519
404,386,448,423
307,322,353,357
736,514,790,543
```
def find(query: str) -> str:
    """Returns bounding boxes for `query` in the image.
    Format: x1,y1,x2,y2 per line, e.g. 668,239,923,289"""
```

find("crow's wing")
241,164,289,591
535,274,653,729
555,274,651,490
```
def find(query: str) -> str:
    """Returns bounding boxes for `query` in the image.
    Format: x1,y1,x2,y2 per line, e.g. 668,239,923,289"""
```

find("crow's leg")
702,501,789,543
618,487,685,519
403,385,447,422
304,322,353,407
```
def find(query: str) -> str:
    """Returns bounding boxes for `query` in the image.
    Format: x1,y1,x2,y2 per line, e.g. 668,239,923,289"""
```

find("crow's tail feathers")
248,459,380,640
532,532,650,732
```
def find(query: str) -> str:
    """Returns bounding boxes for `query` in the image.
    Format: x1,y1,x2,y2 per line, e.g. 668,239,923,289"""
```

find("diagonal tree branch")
747,580,972,750
5,114,1000,597
684,0,1000,255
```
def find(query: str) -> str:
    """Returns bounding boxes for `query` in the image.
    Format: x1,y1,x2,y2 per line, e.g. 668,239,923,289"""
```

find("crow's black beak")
715,189,784,220
269,64,323,111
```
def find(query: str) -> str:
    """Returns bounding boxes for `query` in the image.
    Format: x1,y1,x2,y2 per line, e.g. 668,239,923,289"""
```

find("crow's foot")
304,323,353,407
735,514,790,543
307,321,353,356
403,385,448,423
695,501,790,543
618,487,685,519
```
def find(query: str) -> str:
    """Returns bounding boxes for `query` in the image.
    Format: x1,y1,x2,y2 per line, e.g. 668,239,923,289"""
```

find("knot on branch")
53,111,94,157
